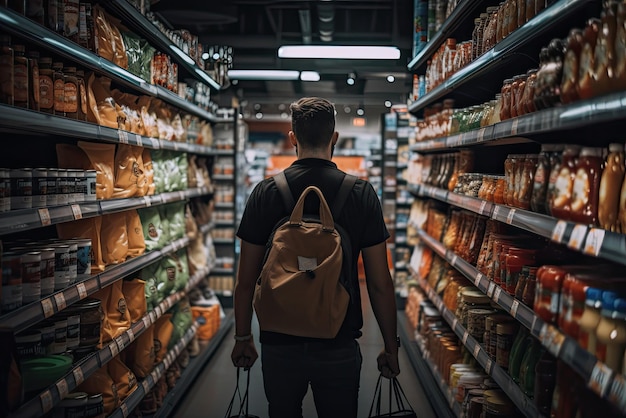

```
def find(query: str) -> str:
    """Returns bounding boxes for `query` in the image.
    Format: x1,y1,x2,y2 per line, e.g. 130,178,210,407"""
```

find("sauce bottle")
530,144,552,214
560,28,584,104
596,292,626,372
578,287,603,354
598,143,625,232
26,50,39,112
545,144,564,216
38,57,54,114
76,69,87,122
569,146,603,226
550,144,580,221
0,35,14,106
53,61,65,117
592,3,618,98
63,66,78,120
12,44,28,109
614,2,626,92
577,18,601,100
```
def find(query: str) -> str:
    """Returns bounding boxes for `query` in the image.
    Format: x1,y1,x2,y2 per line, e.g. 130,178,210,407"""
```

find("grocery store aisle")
172,282,437,418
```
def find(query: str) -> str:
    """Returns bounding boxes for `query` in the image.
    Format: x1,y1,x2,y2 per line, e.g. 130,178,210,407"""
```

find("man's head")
289,97,337,152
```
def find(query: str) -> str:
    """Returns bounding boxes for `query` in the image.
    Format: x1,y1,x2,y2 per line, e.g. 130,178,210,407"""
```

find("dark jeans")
261,339,362,418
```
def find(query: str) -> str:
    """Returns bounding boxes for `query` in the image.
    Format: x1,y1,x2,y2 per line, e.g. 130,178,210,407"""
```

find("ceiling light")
202,52,210,60
228,70,300,80
346,72,356,85
384,100,392,108
356,108,364,116
255,112,263,119
278,45,401,60
300,71,321,81
386,75,395,83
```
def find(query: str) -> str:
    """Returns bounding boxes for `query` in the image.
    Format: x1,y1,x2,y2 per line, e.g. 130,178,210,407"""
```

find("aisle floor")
173,282,437,418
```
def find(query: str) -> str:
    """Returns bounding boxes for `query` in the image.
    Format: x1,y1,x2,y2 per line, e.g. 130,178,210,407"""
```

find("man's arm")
231,239,266,368
362,241,399,378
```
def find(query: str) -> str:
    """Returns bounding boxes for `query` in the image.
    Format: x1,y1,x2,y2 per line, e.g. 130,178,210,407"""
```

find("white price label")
551,220,567,242
73,367,84,386
143,196,152,207
116,337,125,351
510,300,520,317
109,341,119,358
142,379,151,394
452,318,458,330
493,286,502,302
506,208,516,225
121,403,129,417
479,200,488,215
70,204,82,220
485,358,493,374
56,379,69,399
589,361,613,397
118,129,129,144
477,128,486,142
127,329,134,341
155,305,162,317
143,316,151,328
54,292,66,310
487,282,496,298
474,273,483,287
40,390,54,413
38,208,51,226
462,331,469,345
149,311,157,323
609,374,626,413
135,134,143,147
568,224,588,250
76,283,87,300
41,298,55,318
450,254,458,267
511,118,520,136
584,228,606,257
539,324,565,357
173,141,180,151
492,205,501,220
473,344,481,358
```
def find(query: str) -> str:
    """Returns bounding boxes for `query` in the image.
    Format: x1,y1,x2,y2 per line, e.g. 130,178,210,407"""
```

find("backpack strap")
330,174,358,220
273,171,296,212
273,171,357,218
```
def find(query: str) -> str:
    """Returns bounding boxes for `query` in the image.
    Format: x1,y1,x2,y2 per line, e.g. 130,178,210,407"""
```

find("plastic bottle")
578,287,604,354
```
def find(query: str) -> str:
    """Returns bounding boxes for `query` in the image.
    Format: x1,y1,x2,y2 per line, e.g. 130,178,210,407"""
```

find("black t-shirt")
236,158,390,345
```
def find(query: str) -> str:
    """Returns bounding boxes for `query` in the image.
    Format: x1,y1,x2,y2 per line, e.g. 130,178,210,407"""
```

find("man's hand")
377,349,400,379
231,339,258,370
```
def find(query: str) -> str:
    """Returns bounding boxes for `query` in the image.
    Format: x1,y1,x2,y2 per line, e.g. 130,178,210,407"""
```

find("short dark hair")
290,97,336,149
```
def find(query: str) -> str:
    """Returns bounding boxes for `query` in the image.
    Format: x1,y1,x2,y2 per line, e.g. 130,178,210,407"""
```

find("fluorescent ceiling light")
278,45,401,60
228,70,300,80
300,71,320,81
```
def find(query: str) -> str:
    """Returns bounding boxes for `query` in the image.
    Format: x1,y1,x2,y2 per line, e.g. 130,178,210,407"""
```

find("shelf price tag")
474,272,484,287
551,220,567,243
511,119,520,136
143,316,151,329
142,379,151,394
588,361,613,397
38,208,51,226
70,204,82,220
135,134,143,147
568,224,588,250
109,341,119,358
127,329,134,341
73,367,84,386
539,323,565,357
76,283,87,300
492,205,501,220
493,286,502,303
608,374,626,413
487,282,496,299
40,390,54,413
56,379,69,399
473,343,481,358
143,196,152,207
583,228,606,257
477,128,486,142
506,209,515,225
510,300,520,317
118,129,129,144
462,331,469,345
121,403,129,417
41,298,55,318
479,200,488,216
116,336,125,352
485,358,493,374
452,318,458,331
450,254,458,267
54,292,66,311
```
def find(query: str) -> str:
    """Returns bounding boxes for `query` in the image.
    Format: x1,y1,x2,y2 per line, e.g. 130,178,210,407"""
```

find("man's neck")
296,150,331,160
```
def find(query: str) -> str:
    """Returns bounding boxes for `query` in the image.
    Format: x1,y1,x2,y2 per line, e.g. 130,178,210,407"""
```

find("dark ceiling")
151,0,414,118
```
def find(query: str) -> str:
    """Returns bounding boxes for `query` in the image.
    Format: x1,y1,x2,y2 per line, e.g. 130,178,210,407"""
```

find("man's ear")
288,131,297,146
331,131,339,145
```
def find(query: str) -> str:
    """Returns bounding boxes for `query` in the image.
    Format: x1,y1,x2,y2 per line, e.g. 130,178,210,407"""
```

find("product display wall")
404,1,626,417
0,2,236,417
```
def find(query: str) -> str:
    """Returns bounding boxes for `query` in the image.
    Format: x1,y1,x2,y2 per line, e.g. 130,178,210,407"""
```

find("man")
231,96,399,418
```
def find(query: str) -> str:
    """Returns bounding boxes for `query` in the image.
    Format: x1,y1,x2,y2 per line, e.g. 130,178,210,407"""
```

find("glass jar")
76,69,87,122
499,79,513,120
0,35,14,106
526,0,536,22
530,144,552,214
509,75,522,119
494,176,506,204
26,50,39,112
521,68,538,114
517,0,526,28
577,18,601,100
561,28,584,104
38,56,54,114
615,3,626,92
63,66,78,120
598,143,625,231
53,61,65,117
513,73,527,117
507,0,518,36
13,44,28,109
550,144,580,221
593,3,618,98
496,2,506,42
518,154,538,210
569,146,603,226
535,0,547,15
505,247,537,295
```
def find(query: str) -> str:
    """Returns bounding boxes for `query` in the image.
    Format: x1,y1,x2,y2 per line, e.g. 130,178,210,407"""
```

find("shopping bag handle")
225,367,251,417
368,374,415,417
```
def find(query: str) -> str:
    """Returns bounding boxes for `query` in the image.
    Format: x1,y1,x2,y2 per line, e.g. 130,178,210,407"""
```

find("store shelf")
0,7,217,122
407,0,597,114
410,183,626,268
398,315,459,418
212,174,235,181
0,105,223,156
151,310,234,418
8,266,211,418
109,322,201,418
410,91,626,153
0,186,211,236
407,254,539,417
104,0,221,91
414,227,626,416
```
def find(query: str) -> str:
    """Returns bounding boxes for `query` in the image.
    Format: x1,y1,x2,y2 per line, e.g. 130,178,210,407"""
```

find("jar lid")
461,289,490,304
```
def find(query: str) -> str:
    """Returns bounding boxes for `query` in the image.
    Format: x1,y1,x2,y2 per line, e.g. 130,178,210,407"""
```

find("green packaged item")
138,206,164,251
21,355,73,394
140,263,159,310
168,297,193,349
